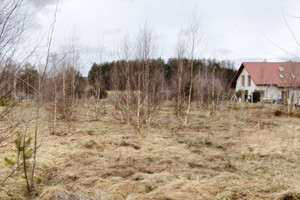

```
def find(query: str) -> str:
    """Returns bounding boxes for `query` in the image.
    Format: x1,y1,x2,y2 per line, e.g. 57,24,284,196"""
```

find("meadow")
1,99,300,200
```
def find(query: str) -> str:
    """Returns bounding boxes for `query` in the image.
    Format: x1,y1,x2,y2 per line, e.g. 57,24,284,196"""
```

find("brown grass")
1,100,300,199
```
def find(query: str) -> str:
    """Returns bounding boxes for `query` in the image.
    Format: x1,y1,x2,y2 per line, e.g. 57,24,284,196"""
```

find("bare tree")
0,0,32,138
92,42,106,120
112,23,164,133
137,21,153,127
184,14,202,126
118,34,133,125
44,53,59,135
68,31,81,107
30,3,58,192
174,29,187,119
0,0,48,195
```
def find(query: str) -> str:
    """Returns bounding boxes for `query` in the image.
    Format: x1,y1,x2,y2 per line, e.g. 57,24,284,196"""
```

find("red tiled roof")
231,62,300,88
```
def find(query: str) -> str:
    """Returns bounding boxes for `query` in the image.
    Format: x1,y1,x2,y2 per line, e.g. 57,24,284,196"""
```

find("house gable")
235,67,257,93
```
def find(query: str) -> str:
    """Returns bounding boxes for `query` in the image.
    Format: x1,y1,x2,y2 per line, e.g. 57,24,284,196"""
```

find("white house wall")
256,86,281,101
289,89,300,105
235,67,281,101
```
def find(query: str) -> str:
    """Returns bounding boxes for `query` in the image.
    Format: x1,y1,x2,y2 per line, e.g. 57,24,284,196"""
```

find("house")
230,62,300,104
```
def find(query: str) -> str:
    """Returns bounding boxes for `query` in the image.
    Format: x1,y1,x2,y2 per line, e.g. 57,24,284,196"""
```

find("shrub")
100,85,108,99
276,192,300,200
274,110,282,117
0,97,9,106
83,140,96,149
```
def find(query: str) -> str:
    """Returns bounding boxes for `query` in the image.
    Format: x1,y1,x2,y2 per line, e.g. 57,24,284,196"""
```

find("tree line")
5,58,235,104
88,58,236,101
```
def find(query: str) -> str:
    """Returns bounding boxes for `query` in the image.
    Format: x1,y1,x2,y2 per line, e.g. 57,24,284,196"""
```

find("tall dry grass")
0,100,300,199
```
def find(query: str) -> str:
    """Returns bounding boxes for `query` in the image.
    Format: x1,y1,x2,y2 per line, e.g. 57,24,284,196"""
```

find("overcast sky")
27,0,300,74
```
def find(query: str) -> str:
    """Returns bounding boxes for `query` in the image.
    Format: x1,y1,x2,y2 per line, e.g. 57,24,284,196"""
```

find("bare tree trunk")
99,65,101,102
126,61,130,125
72,67,75,107
53,60,57,134
31,70,41,188
145,60,149,126
184,60,194,126
13,68,17,101
62,64,66,115
85,92,89,121
211,66,215,114
71,59,75,108
137,71,141,133
97,65,101,120
22,129,30,194
177,59,183,118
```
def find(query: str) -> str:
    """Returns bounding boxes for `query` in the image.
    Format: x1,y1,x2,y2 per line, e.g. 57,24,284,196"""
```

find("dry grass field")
1,99,300,200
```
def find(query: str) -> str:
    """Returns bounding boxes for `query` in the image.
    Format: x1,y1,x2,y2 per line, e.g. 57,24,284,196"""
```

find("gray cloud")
28,0,300,74
27,0,60,7
217,48,232,56
102,29,122,36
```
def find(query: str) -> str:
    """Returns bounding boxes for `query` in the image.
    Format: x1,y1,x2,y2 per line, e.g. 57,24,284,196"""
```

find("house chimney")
279,66,284,72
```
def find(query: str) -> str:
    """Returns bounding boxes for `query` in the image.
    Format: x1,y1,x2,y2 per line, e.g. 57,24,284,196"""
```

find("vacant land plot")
1,101,300,200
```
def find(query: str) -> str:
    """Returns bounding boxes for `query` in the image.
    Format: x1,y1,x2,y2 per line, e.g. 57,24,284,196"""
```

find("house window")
291,74,295,79
279,74,284,79
241,75,245,87
248,75,251,86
